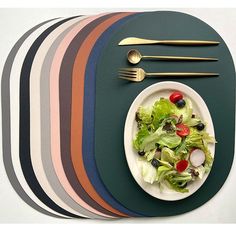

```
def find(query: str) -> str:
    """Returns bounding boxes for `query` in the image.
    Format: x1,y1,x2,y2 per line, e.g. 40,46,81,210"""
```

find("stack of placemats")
1,11,235,219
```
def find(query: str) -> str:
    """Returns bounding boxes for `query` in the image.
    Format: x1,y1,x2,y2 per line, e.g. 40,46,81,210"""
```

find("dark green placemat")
95,11,235,216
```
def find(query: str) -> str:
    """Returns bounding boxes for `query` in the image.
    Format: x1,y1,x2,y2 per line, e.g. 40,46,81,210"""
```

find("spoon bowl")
127,49,142,64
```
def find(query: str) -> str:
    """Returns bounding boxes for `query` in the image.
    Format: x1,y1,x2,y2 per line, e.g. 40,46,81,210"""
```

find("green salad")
133,91,216,193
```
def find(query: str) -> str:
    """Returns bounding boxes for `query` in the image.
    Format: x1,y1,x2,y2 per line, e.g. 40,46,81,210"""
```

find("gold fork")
118,68,219,82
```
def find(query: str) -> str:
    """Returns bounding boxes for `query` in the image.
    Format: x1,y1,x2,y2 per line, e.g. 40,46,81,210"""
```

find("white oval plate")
124,82,215,201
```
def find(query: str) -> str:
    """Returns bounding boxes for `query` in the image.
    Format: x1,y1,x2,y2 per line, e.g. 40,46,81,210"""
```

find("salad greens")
140,125,182,151
133,93,216,193
152,98,175,128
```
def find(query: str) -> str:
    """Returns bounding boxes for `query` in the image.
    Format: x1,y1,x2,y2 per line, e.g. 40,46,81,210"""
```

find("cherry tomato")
169,92,183,103
176,160,189,173
176,123,190,137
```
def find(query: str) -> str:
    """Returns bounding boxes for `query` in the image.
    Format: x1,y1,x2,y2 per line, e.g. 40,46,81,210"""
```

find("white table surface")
0,8,235,223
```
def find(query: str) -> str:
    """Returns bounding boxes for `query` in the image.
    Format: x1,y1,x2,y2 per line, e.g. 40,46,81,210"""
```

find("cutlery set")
118,37,219,81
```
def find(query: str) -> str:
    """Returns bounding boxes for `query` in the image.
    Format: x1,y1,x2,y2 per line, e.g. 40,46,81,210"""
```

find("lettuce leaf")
174,98,193,123
157,132,182,149
202,131,216,146
156,167,192,192
133,125,150,151
156,166,173,182
140,126,181,152
186,118,201,127
161,147,180,164
195,165,205,179
185,128,204,150
152,98,175,128
170,171,192,182
175,139,188,155
145,149,156,161
165,172,191,193
185,128,215,149
136,106,153,125
158,159,173,169
138,160,157,184
203,147,214,171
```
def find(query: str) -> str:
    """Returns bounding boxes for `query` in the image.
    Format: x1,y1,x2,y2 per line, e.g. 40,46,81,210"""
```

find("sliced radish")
190,149,205,167
190,148,196,155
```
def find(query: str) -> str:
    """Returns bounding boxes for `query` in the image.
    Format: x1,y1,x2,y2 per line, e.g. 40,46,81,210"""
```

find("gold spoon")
127,49,218,65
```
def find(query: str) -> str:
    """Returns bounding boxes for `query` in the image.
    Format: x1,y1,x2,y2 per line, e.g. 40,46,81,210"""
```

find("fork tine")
118,68,139,81
119,72,136,77
118,69,137,75
118,72,137,78
119,71,137,77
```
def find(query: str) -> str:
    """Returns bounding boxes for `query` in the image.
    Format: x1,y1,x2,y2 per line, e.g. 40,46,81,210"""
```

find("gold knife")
118,37,220,46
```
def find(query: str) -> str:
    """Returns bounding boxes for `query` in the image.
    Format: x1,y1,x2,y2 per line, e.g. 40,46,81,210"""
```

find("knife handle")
157,40,220,45
118,37,220,46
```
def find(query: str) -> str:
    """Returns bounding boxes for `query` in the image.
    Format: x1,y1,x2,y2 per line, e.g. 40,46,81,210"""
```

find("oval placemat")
94,11,235,216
